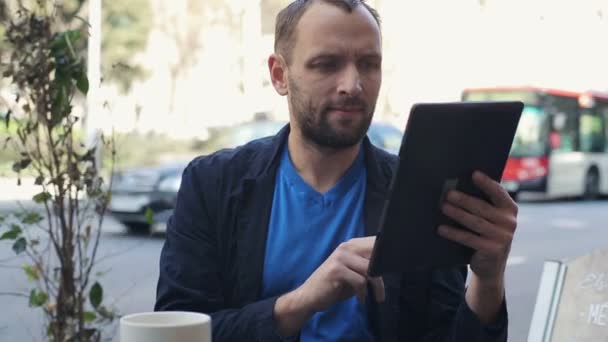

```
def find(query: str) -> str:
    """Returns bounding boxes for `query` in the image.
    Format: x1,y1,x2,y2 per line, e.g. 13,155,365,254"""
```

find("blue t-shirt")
261,145,374,341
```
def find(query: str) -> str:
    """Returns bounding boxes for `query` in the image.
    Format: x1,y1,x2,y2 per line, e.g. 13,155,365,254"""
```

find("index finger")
473,171,517,210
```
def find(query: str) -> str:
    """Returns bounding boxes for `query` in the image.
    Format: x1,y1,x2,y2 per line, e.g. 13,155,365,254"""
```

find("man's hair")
274,0,381,65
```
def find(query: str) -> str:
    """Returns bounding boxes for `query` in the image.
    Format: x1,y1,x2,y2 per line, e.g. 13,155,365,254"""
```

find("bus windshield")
463,90,548,157
510,106,549,157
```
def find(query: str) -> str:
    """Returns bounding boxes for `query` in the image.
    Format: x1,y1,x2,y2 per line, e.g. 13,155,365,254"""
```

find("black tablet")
368,101,523,276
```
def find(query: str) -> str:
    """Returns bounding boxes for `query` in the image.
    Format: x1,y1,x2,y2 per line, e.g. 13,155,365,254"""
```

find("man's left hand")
438,170,518,283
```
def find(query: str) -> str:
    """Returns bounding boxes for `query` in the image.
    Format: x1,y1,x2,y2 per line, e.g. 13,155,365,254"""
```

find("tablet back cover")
369,101,523,276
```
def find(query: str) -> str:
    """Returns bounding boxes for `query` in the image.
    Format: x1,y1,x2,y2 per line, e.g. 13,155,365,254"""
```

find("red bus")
462,86,608,200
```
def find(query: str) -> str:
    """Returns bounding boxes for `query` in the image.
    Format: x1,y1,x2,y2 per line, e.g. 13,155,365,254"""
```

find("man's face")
286,2,382,149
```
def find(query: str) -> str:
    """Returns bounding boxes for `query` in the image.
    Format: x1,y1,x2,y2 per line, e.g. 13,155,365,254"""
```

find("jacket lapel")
234,175,277,303
233,126,289,304
362,140,401,341
363,139,393,236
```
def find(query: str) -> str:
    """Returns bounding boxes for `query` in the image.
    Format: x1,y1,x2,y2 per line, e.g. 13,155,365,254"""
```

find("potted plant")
0,3,116,341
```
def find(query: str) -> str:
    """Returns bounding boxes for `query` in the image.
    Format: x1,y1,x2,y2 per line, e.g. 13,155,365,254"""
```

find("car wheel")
582,169,600,201
125,222,151,235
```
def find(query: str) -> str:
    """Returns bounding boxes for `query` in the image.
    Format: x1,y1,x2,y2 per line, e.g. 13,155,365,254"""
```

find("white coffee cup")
120,311,211,342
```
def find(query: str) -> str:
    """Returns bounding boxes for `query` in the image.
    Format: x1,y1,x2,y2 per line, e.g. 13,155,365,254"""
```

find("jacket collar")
246,123,393,193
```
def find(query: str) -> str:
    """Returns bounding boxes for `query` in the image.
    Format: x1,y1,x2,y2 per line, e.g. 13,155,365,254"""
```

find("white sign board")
528,248,608,342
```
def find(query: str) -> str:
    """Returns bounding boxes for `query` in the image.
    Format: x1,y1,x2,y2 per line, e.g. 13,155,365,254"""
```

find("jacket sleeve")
154,160,287,341
421,267,508,342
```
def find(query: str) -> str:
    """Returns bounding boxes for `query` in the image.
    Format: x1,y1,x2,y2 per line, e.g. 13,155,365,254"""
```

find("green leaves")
50,29,89,98
4,109,10,129
89,282,103,309
22,212,43,225
4,222,26,254
50,30,83,54
12,157,31,172
33,192,52,203
84,311,97,323
29,289,48,307
12,237,27,254
74,70,88,95
52,81,67,106
23,264,40,281
34,176,44,185
0,224,21,240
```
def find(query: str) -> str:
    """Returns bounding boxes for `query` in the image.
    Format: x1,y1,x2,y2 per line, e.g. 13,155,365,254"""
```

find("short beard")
289,78,374,149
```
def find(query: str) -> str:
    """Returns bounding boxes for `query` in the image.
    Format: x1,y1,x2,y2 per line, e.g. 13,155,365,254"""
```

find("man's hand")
298,237,385,311
438,171,517,323
274,237,385,337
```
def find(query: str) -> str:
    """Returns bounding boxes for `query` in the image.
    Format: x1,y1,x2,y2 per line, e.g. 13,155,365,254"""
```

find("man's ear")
268,53,288,96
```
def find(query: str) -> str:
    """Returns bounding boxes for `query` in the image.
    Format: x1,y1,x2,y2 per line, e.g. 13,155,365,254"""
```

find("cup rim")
120,311,211,328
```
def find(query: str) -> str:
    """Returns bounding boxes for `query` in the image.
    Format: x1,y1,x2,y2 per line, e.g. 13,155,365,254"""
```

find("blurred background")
1,0,608,341
2,0,608,169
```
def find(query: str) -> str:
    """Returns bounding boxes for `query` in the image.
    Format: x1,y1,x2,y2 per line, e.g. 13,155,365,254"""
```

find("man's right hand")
273,237,385,337
298,236,385,311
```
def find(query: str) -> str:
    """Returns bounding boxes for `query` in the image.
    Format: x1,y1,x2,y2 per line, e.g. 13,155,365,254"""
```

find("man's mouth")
330,106,364,113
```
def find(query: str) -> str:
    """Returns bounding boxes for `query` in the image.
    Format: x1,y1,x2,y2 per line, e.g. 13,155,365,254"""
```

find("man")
155,1,516,341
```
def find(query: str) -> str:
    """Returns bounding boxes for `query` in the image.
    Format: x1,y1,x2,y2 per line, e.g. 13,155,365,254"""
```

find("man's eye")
360,60,381,71
314,61,339,72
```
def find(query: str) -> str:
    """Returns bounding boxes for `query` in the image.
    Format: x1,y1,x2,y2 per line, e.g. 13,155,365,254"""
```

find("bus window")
462,90,539,105
543,95,579,153
600,103,608,152
579,109,605,153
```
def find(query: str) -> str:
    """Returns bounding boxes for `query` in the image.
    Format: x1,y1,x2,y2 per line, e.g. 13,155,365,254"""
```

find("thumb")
369,277,385,303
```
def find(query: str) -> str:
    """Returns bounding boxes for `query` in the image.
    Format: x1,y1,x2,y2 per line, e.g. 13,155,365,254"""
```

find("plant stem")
0,292,28,298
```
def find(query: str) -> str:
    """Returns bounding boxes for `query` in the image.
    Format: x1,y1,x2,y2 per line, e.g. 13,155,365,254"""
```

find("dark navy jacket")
155,125,508,341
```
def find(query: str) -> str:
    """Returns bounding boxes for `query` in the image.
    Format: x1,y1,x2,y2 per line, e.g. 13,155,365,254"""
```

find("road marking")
550,218,588,230
507,255,527,266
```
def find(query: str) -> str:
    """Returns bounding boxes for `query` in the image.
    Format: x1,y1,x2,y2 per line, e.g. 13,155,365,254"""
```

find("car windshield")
368,124,403,154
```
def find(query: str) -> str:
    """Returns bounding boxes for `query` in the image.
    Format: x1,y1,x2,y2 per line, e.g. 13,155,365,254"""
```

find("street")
1,198,607,341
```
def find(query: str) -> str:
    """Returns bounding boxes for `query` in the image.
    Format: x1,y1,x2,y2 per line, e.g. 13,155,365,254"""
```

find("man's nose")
337,65,362,96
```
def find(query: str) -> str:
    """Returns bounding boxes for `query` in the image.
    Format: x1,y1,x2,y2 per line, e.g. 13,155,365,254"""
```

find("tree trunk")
52,208,78,341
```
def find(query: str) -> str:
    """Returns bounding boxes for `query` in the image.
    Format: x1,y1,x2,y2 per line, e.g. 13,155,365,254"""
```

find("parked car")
367,122,403,155
108,121,403,234
108,161,188,234
107,120,286,234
